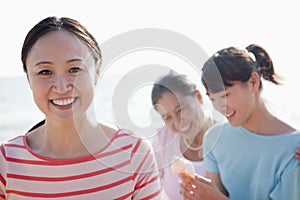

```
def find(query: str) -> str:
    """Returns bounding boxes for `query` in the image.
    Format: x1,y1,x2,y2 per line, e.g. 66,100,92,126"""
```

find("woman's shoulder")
102,124,151,148
99,121,119,134
98,122,135,141
0,135,27,158
98,122,156,153
2,134,25,146
203,122,232,144
205,122,231,135
152,126,176,146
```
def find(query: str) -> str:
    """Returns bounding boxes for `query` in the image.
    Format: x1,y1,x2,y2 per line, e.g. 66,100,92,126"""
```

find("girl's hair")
21,16,102,73
151,70,196,107
201,44,281,94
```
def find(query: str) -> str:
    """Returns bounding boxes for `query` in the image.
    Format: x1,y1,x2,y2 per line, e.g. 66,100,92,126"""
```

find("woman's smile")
50,97,78,109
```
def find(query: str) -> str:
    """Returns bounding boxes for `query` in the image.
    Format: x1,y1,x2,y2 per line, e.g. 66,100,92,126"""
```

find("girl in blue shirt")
180,44,300,200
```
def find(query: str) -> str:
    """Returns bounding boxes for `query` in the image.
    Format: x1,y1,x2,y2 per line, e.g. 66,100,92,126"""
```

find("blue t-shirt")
203,123,300,200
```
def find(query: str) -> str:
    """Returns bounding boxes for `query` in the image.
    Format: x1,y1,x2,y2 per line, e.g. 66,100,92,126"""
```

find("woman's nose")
172,114,181,132
52,75,73,93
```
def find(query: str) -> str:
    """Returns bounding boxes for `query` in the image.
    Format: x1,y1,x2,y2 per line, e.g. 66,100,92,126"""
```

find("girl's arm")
206,171,228,196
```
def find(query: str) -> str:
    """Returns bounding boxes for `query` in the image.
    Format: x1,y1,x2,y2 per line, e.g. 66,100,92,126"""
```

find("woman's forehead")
27,30,91,62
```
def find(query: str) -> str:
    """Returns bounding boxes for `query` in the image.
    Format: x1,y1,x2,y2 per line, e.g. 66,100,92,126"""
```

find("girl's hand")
179,173,229,200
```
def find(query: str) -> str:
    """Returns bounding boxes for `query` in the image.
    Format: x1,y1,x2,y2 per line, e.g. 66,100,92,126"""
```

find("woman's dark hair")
201,44,281,94
151,70,196,108
21,16,102,73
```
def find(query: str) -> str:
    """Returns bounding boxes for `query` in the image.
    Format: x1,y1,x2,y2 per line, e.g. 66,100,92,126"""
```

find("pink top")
0,129,161,199
152,126,206,200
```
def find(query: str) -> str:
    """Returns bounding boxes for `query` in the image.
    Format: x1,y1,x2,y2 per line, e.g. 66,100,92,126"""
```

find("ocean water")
0,76,42,142
1,75,299,143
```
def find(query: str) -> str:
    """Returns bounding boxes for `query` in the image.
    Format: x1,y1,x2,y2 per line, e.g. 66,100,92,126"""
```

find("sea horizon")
1,74,299,143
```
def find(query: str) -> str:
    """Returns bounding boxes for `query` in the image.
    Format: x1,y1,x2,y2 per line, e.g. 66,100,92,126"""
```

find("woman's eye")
69,67,82,73
38,70,52,76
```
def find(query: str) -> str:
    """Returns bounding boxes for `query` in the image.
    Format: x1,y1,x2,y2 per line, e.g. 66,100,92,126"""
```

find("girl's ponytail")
246,44,281,85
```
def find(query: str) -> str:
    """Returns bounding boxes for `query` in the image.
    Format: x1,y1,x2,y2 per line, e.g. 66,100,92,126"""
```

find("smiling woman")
0,16,161,199
150,70,216,200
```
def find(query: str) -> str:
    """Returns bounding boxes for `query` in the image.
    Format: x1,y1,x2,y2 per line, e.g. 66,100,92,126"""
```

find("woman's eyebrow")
67,58,83,63
34,58,83,67
34,61,52,66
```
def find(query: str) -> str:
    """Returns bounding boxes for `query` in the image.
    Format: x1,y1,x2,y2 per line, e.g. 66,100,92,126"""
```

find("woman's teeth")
179,124,190,132
52,98,75,106
226,111,234,117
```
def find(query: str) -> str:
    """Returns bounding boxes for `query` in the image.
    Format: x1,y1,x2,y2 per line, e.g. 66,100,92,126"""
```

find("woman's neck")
242,100,295,135
188,116,212,145
181,117,213,161
27,116,104,159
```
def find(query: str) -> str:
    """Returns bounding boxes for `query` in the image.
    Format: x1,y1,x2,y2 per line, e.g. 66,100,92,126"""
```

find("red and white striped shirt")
0,129,161,199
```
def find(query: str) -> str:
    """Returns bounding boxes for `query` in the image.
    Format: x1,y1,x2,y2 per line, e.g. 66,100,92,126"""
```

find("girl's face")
208,73,259,127
156,91,205,140
26,30,99,122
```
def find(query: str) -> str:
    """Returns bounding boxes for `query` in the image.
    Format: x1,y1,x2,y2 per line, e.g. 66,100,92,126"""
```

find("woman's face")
156,91,205,140
26,30,99,122
208,78,258,127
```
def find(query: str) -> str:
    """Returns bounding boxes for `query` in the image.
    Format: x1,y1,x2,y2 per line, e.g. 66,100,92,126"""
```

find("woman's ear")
249,71,260,92
195,90,203,104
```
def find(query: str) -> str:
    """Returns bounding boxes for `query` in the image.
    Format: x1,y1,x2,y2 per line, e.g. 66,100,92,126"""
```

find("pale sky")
1,0,299,129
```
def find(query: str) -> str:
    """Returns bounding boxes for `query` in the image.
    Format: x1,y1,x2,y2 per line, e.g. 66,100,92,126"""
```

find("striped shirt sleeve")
0,144,7,199
130,137,161,200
